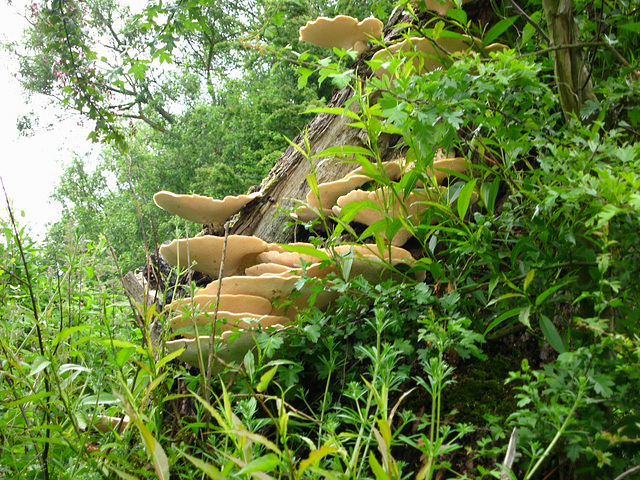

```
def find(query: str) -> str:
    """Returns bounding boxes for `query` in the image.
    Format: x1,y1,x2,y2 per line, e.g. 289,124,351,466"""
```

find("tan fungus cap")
299,15,384,54
153,191,261,226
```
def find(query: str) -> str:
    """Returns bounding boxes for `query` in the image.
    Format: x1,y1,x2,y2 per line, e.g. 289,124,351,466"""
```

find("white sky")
0,0,98,240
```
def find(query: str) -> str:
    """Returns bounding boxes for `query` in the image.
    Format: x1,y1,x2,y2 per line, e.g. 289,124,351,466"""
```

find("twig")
516,41,631,68
507,0,550,43
613,465,640,480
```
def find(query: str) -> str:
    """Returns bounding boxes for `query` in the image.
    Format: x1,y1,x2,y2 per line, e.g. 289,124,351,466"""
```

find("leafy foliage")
2,0,640,478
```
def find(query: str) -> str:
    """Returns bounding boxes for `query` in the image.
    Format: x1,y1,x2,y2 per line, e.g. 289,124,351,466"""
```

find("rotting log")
230,86,403,244
229,5,498,244
230,9,416,244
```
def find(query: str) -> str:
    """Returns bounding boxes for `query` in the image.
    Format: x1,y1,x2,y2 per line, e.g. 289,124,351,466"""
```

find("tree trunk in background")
542,0,597,121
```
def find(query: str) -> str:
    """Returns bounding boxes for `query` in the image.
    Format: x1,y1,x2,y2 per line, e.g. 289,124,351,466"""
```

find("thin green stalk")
525,379,586,479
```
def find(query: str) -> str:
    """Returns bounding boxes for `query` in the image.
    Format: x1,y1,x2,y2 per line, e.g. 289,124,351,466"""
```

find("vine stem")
525,379,586,479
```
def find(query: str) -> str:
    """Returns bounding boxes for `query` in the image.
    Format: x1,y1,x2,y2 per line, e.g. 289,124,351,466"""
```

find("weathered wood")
231,78,402,244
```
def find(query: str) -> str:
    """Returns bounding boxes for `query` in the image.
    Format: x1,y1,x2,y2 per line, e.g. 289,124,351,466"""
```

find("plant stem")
525,379,586,479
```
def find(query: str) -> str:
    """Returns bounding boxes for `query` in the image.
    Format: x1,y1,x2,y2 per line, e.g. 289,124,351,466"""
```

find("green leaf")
275,243,330,262
483,16,517,46
257,366,278,393
179,450,225,480
237,453,280,475
52,326,89,346
457,179,477,219
298,445,338,476
369,451,387,480
3,391,54,408
116,347,137,368
619,22,640,32
80,393,120,406
484,307,521,335
518,305,531,329
446,8,467,25
297,67,312,89
535,279,571,306
539,315,565,354
58,363,91,375
156,347,186,369
29,356,51,376
523,270,535,292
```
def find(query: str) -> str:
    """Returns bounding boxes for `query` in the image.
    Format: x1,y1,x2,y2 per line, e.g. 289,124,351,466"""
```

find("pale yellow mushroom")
159,235,267,277
299,15,384,54
168,294,273,316
153,191,261,226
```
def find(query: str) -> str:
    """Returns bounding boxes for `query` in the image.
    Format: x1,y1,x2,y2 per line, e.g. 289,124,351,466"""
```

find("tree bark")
230,85,403,243
542,0,597,121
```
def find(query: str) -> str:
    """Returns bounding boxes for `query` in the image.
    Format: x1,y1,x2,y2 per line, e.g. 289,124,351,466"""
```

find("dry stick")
1,177,50,480
205,222,230,407
126,157,162,307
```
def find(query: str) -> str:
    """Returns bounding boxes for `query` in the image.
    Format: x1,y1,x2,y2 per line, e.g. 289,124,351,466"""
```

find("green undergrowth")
2,3,640,479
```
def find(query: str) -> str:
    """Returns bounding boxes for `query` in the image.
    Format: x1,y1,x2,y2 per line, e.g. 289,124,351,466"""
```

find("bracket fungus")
168,293,273,317
405,157,470,187
335,186,443,246
166,326,289,372
159,235,267,277
299,15,384,54
170,311,290,336
153,191,261,231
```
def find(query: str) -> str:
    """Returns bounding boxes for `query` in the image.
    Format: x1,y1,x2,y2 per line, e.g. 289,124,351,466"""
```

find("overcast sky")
0,1,100,240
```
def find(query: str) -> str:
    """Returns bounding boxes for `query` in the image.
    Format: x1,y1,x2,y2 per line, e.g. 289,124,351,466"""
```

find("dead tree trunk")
231,86,403,243
230,6,497,243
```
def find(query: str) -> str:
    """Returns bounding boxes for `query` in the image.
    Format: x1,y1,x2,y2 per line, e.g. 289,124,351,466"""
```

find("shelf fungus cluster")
156,192,424,372
293,157,475,246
